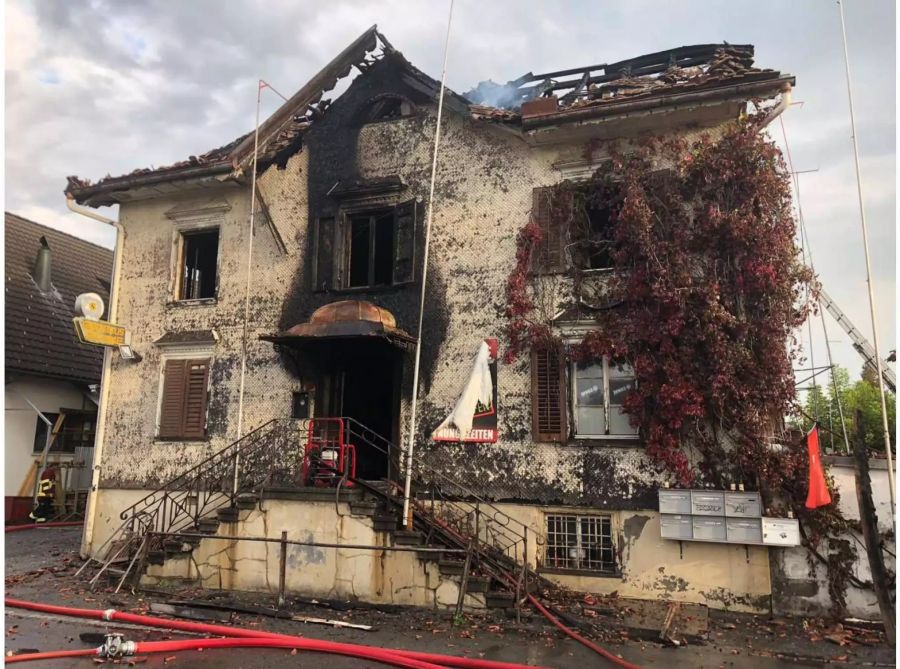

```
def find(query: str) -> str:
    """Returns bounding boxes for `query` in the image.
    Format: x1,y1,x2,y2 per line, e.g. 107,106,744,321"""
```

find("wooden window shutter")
159,360,187,439
392,199,417,284
531,347,568,442
312,216,336,291
159,359,209,439
531,186,568,273
182,360,210,439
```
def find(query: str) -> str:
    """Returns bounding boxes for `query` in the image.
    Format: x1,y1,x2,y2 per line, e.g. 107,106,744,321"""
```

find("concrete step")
147,550,166,565
217,507,240,523
349,500,380,517
485,591,516,609
373,512,399,532
415,548,445,562
392,530,424,546
438,559,466,576
197,517,219,531
465,576,491,593
235,494,259,510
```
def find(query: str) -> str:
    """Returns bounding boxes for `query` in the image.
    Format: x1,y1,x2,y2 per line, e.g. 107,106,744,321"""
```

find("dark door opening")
315,342,400,481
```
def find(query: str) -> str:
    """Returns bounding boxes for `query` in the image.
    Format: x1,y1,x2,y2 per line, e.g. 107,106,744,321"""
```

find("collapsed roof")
66,30,792,208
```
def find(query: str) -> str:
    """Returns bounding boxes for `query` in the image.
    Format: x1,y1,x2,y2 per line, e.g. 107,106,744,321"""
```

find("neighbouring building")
4,212,113,520
64,28,851,615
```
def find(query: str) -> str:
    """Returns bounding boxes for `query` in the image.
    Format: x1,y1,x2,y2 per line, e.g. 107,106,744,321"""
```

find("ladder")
818,287,896,393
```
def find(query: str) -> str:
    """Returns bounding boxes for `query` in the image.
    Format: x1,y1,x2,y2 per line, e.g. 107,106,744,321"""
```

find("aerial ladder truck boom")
818,287,895,393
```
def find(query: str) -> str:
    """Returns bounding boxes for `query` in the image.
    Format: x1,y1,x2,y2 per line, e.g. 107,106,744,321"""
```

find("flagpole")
402,0,455,529
837,0,894,510
234,79,262,493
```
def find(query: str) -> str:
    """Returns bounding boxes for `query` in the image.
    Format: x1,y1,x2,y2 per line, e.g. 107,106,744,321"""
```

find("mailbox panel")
658,490,692,515
724,492,761,518
660,514,693,540
691,491,725,516
692,517,726,541
762,518,801,546
726,518,762,543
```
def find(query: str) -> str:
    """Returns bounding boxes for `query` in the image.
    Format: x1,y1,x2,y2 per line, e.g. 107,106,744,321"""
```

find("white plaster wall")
4,375,87,494
772,461,896,619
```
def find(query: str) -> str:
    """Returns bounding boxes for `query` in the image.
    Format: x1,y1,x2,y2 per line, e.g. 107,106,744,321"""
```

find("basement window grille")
544,513,616,573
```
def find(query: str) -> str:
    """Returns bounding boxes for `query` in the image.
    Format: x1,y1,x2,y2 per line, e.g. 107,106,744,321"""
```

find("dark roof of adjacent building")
5,212,114,384
65,32,792,207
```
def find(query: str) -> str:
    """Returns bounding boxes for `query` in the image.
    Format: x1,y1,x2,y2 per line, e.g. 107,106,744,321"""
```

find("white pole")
402,0,455,529
234,81,262,492
837,0,894,508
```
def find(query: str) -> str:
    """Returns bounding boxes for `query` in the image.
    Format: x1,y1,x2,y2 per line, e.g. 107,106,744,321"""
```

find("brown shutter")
182,360,210,439
392,199,416,284
159,359,187,439
531,187,567,273
531,347,568,442
312,216,335,291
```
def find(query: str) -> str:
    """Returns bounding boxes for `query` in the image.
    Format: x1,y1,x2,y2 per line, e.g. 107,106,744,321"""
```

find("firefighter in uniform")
29,466,57,522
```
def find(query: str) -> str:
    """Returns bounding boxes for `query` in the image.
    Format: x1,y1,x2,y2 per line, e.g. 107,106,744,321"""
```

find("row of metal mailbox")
659,489,762,518
660,514,801,546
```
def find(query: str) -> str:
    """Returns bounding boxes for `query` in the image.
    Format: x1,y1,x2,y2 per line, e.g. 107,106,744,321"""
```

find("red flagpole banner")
805,425,832,509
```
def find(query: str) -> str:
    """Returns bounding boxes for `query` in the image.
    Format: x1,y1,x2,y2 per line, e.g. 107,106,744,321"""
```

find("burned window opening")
348,210,395,288
363,95,415,123
179,229,219,300
577,203,616,270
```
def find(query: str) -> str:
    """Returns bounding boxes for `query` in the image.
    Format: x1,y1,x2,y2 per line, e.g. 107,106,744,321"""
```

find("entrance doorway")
315,341,400,481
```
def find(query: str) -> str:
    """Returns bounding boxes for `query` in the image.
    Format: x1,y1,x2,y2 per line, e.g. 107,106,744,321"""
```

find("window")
159,359,210,439
544,514,616,573
349,210,395,288
530,185,618,273
362,95,415,123
178,229,219,300
573,358,638,438
32,413,96,454
312,200,417,291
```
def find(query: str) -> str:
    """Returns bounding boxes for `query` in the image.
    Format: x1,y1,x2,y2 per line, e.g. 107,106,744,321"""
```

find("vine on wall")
504,113,859,614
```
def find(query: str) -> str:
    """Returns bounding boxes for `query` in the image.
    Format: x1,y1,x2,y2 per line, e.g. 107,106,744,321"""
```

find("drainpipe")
66,196,125,558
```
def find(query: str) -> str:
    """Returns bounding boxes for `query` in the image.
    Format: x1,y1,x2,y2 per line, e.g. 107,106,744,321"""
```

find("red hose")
5,649,97,663
5,522,83,533
527,595,640,669
5,599,544,669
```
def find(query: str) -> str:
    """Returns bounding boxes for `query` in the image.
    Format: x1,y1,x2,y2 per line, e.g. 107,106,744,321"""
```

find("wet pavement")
4,527,895,668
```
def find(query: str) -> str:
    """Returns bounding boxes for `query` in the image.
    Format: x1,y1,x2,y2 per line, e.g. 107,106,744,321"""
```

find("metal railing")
110,416,542,596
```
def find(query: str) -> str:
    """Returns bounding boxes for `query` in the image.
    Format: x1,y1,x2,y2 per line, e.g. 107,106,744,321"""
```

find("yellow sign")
73,318,129,347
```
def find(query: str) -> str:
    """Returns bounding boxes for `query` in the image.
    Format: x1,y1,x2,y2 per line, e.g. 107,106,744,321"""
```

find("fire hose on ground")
5,597,641,668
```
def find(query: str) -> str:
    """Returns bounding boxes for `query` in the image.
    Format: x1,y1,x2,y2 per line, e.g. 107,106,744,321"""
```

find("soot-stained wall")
99,53,679,508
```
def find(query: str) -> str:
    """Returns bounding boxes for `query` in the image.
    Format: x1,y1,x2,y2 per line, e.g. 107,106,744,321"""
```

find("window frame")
344,208,396,289
571,356,638,440
174,226,221,303
542,512,618,575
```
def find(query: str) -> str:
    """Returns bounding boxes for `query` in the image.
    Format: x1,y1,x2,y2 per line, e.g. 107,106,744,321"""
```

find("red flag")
805,425,832,509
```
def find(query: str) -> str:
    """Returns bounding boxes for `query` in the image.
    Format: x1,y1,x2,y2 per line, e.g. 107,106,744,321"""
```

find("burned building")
66,28,804,613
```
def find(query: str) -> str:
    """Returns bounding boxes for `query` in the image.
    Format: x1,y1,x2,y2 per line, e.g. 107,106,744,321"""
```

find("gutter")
65,196,124,559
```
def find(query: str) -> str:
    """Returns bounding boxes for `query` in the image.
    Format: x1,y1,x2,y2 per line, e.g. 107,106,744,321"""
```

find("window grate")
544,514,616,573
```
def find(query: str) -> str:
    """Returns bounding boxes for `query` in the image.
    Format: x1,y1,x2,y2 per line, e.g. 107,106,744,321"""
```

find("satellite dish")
74,293,105,320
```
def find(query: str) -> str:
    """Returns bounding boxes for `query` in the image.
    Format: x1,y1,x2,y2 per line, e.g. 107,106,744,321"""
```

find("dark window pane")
373,212,395,285
349,216,371,287
181,229,219,299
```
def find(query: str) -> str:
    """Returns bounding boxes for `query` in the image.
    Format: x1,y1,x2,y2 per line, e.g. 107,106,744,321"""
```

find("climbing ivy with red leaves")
504,114,860,614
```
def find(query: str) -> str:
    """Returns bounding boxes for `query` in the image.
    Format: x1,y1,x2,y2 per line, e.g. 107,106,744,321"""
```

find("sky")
4,0,896,387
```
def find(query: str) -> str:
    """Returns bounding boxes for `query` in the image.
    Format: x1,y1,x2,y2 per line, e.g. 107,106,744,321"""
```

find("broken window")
312,200,417,292
363,95,415,123
349,210,395,288
572,357,637,438
178,229,219,300
575,203,615,270
158,359,210,440
544,514,616,573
